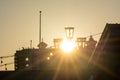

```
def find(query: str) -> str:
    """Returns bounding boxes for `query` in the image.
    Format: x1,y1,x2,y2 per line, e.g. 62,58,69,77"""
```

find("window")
25,57,29,61
26,64,29,67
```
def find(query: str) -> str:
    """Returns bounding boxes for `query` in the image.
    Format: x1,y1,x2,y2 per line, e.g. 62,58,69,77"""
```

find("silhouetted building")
91,23,120,80
14,40,51,70
0,26,99,80
14,37,97,71
13,27,97,80
15,48,51,70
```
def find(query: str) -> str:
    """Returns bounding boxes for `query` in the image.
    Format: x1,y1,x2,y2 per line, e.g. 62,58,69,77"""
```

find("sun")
60,39,76,53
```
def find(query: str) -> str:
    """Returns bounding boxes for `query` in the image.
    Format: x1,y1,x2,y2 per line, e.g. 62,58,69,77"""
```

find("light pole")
65,27,74,40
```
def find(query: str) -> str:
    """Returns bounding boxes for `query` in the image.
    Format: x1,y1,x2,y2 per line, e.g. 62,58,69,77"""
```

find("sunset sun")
60,39,76,53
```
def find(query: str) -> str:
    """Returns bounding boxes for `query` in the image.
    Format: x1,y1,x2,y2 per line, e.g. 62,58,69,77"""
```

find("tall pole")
39,11,42,44
30,40,32,48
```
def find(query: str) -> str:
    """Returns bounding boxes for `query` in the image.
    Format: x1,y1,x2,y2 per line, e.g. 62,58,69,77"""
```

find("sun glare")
60,39,76,53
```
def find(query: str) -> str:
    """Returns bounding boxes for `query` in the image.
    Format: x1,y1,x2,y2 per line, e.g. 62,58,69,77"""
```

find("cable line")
0,62,14,70
86,32,102,38
0,62,14,67
0,55,14,58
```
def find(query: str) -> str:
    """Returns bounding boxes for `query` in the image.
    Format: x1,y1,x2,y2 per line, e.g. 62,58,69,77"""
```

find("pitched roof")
90,23,120,60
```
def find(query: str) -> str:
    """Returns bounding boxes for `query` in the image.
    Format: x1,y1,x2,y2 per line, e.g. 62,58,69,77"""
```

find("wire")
0,62,14,67
86,32,102,38
0,55,14,58
0,62,14,70
0,55,14,69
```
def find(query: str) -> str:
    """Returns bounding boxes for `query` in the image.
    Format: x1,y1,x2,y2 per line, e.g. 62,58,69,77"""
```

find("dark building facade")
0,26,98,80
2,24,120,80
13,27,98,80
14,48,52,70
14,37,97,72
91,23,120,80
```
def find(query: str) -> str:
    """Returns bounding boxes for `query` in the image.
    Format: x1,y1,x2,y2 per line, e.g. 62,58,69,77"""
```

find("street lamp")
60,27,76,53
65,27,74,40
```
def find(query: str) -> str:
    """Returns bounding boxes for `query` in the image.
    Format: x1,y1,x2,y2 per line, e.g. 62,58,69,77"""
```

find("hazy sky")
0,0,120,70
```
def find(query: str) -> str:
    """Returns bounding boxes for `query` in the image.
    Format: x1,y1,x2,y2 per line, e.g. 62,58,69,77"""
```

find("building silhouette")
0,26,98,80
91,23,120,80
14,41,51,71
1,23,120,80
14,27,97,72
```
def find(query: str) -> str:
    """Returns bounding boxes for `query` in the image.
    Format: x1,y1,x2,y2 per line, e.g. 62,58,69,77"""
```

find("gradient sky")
0,0,120,70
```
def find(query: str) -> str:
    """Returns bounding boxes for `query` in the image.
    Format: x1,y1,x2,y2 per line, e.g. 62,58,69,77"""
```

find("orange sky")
0,0,120,70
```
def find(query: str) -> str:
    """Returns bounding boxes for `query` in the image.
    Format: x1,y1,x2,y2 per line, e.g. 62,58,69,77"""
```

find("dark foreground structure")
91,23,120,80
0,24,120,80
0,70,89,80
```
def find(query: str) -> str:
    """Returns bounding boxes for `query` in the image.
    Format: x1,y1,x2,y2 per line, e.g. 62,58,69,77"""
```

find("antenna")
39,11,42,45
30,40,32,48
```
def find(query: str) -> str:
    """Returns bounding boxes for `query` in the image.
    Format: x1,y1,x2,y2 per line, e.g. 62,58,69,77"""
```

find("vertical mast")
38,11,47,49
30,40,32,48
39,11,42,44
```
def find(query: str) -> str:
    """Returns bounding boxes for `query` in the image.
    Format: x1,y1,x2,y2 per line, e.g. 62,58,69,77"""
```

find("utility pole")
39,11,42,45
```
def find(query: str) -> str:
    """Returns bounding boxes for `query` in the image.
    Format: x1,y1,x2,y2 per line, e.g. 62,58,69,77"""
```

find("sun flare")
60,39,76,53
